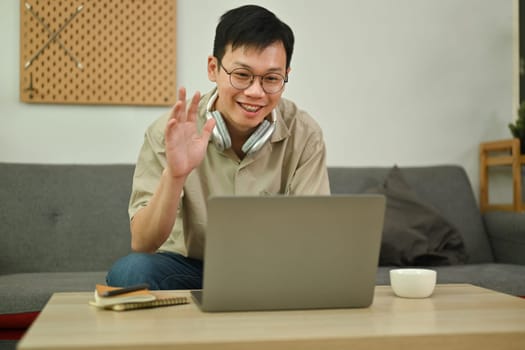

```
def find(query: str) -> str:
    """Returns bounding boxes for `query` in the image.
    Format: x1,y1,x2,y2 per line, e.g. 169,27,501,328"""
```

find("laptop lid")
192,195,385,312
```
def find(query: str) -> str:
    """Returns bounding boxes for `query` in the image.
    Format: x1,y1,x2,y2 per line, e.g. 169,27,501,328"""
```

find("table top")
18,284,525,350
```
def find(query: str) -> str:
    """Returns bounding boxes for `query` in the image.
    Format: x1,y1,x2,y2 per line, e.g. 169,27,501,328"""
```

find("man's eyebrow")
232,62,284,73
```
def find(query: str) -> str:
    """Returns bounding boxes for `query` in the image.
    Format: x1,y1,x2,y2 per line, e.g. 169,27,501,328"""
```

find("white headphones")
205,91,276,155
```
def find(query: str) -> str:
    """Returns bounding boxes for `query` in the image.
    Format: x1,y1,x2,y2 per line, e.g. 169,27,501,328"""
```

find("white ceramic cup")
389,268,437,298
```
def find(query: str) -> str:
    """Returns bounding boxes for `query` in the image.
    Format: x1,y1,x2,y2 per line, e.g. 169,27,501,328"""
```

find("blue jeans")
106,252,203,290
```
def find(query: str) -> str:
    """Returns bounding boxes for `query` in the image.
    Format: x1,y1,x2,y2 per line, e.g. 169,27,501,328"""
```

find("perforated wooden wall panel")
19,0,177,106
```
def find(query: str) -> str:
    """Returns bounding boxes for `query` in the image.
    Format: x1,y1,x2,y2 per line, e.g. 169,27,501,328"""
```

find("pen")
101,283,150,297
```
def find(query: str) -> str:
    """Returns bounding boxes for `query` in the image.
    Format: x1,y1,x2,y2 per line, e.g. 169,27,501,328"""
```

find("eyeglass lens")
228,68,286,94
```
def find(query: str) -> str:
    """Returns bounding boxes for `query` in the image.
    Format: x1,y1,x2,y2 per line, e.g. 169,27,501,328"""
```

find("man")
107,5,330,289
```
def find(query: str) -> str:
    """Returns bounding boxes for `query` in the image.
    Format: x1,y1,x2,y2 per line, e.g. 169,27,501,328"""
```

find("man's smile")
238,102,264,113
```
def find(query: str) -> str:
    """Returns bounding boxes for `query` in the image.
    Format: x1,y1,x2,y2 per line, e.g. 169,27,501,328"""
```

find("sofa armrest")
483,212,525,265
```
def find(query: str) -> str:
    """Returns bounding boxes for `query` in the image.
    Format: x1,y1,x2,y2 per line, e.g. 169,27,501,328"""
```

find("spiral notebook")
191,195,386,312
90,284,188,311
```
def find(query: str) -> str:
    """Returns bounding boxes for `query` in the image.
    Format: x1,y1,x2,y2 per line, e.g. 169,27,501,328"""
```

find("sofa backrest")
0,163,494,274
328,165,494,263
0,163,134,273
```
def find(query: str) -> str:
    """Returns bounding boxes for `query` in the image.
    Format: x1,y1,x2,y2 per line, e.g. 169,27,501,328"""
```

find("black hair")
213,5,295,69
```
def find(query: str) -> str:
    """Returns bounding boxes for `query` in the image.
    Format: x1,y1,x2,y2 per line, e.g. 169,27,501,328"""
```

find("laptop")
191,195,385,312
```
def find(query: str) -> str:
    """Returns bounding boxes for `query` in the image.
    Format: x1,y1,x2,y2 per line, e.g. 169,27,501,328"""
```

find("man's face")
207,42,289,136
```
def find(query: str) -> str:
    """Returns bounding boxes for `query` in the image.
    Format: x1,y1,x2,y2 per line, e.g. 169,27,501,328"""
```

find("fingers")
164,116,178,143
178,86,187,104
166,88,207,142
175,87,187,123
169,87,201,124
168,87,187,123
187,91,201,122
201,118,216,141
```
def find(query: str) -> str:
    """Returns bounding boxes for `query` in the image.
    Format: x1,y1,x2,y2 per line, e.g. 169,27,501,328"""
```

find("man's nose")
244,76,265,97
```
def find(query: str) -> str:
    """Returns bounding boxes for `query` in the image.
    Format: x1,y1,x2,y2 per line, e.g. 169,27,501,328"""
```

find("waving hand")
164,87,216,179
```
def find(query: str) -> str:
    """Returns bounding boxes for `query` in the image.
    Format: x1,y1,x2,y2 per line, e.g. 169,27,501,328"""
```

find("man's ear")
208,56,218,82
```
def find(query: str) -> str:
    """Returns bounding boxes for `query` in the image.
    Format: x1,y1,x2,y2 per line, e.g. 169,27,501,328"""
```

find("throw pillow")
368,166,468,266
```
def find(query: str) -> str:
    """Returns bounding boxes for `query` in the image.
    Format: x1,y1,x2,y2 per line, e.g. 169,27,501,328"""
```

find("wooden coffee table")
17,284,525,350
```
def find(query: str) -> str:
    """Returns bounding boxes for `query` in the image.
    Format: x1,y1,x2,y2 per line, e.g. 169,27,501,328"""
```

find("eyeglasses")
219,62,288,94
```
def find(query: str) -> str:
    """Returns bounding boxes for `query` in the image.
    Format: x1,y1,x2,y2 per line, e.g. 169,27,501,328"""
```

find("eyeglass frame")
218,61,288,94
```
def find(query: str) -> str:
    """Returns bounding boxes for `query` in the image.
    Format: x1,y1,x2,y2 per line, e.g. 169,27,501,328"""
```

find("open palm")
165,88,216,178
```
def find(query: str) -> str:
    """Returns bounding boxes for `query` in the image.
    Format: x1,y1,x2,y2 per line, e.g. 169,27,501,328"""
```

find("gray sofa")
1,162,525,349
329,166,525,296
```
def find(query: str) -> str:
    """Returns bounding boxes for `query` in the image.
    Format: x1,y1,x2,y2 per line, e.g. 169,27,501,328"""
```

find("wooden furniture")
18,284,525,350
19,0,177,106
479,138,525,212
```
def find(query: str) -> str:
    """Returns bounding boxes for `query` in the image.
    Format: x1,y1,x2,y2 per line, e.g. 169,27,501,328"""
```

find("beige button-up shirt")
129,90,330,259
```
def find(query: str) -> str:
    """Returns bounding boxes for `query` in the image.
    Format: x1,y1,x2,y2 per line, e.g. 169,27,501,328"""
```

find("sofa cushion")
483,212,525,265
0,163,134,274
328,165,494,263
0,272,107,314
368,166,468,266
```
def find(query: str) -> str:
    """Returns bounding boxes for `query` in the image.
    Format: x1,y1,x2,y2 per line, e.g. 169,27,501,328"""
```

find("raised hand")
164,87,216,179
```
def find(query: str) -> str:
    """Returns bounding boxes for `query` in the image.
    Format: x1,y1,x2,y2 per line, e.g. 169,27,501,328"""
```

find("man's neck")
229,129,251,160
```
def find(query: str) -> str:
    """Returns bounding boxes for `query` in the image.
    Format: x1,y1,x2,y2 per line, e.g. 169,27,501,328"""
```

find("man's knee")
106,252,161,288
106,252,203,290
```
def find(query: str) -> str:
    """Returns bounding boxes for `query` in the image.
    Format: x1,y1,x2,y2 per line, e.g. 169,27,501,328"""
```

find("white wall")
0,0,516,199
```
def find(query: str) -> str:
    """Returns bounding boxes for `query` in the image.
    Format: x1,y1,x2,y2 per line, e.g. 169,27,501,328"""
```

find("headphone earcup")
207,110,232,151
241,120,275,155
205,89,275,155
